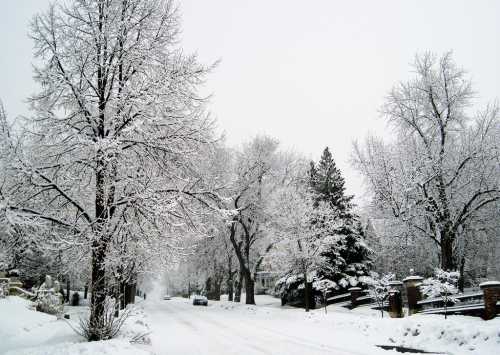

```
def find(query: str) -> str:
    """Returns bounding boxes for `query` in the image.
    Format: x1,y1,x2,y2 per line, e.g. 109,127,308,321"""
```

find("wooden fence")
324,282,500,320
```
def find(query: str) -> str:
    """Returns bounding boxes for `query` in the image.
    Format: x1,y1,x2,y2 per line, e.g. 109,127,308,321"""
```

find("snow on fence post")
480,281,500,320
388,281,404,318
388,280,403,294
403,276,423,315
348,287,363,308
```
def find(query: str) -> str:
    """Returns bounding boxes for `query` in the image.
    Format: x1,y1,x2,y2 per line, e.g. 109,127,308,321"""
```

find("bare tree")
353,52,499,278
270,185,330,312
1,0,220,340
225,136,303,304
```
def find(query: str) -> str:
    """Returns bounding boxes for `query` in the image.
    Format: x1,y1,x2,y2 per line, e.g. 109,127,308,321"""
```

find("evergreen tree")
309,147,353,214
309,147,372,293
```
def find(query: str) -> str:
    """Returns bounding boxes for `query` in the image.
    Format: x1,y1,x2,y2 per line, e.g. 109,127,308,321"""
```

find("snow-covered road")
144,297,383,355
2,296,498,354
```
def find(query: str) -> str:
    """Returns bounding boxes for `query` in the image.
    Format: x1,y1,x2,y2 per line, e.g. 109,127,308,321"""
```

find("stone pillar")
0,278,9,297
388,281,403,294
480,281,500,320
348,287,363,308
403,276,423,315
388,290,403,318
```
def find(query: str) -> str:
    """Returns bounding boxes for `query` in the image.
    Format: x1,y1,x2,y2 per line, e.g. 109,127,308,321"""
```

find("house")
255,271,279,295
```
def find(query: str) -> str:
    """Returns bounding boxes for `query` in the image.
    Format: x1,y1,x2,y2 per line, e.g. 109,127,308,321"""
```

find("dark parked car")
192,295,208,306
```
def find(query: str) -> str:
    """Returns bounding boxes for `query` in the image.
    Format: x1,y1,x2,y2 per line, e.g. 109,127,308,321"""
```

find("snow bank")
0,296,154,355
4,339,152,355
0,296,79,353
330,306,500,355
0,296,55,338
386,314,500,354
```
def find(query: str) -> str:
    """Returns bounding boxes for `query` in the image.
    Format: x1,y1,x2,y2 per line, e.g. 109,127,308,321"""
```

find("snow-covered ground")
146,295,500,355
0,296,151,355
1,295,499,354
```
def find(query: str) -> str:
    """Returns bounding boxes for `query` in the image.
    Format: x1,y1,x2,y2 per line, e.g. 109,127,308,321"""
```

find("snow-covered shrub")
36,290,64,316
367,272,394,318
421,269,459,319
34,275,64,316
76,297,130,341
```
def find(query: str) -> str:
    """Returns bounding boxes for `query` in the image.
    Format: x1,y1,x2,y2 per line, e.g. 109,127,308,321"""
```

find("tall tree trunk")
205,277,212,300
66,279,70,303
234,271,243,302
227,253,234,301
227,275,234,302
214,278,222,301
440,230,456,271
244,271,255,305
120,282,126,310
124,283,136,305
113,284,120,318
458,257,466,292
303,270,310,312
89,240,107,341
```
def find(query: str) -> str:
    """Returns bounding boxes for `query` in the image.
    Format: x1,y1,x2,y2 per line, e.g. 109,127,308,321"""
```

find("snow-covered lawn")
0,296,151,355
1,294,499,354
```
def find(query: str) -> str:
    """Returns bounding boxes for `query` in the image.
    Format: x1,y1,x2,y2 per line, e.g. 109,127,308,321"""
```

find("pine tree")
276,148,373,306
309,147,372,293
309,147,353,215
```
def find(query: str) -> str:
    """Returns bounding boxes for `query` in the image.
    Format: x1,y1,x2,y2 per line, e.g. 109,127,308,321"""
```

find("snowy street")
145,297,377,355
1,295,500,355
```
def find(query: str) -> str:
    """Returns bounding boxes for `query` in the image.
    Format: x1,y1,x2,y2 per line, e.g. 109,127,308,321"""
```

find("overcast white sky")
1,0,499,202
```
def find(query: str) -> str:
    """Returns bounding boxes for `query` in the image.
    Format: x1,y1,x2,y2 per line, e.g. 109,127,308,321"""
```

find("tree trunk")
89,142,113,340
214,279,221,301
114,285,120,318
89,240,107,341
458,258,466,292
227,255,234,301
234,271,243,302
205,277,212,299
440,233,456,271
130,284,136,304
119,282,125,310
124,283,135,305
66,279,70,303
244,272,255,305
303,271,310,312
227,276,234,302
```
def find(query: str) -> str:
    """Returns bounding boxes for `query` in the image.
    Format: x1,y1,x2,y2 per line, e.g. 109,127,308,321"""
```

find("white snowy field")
1,295,499,355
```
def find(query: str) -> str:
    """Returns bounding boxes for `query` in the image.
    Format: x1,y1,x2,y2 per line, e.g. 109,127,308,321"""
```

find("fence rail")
338,281,500,320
